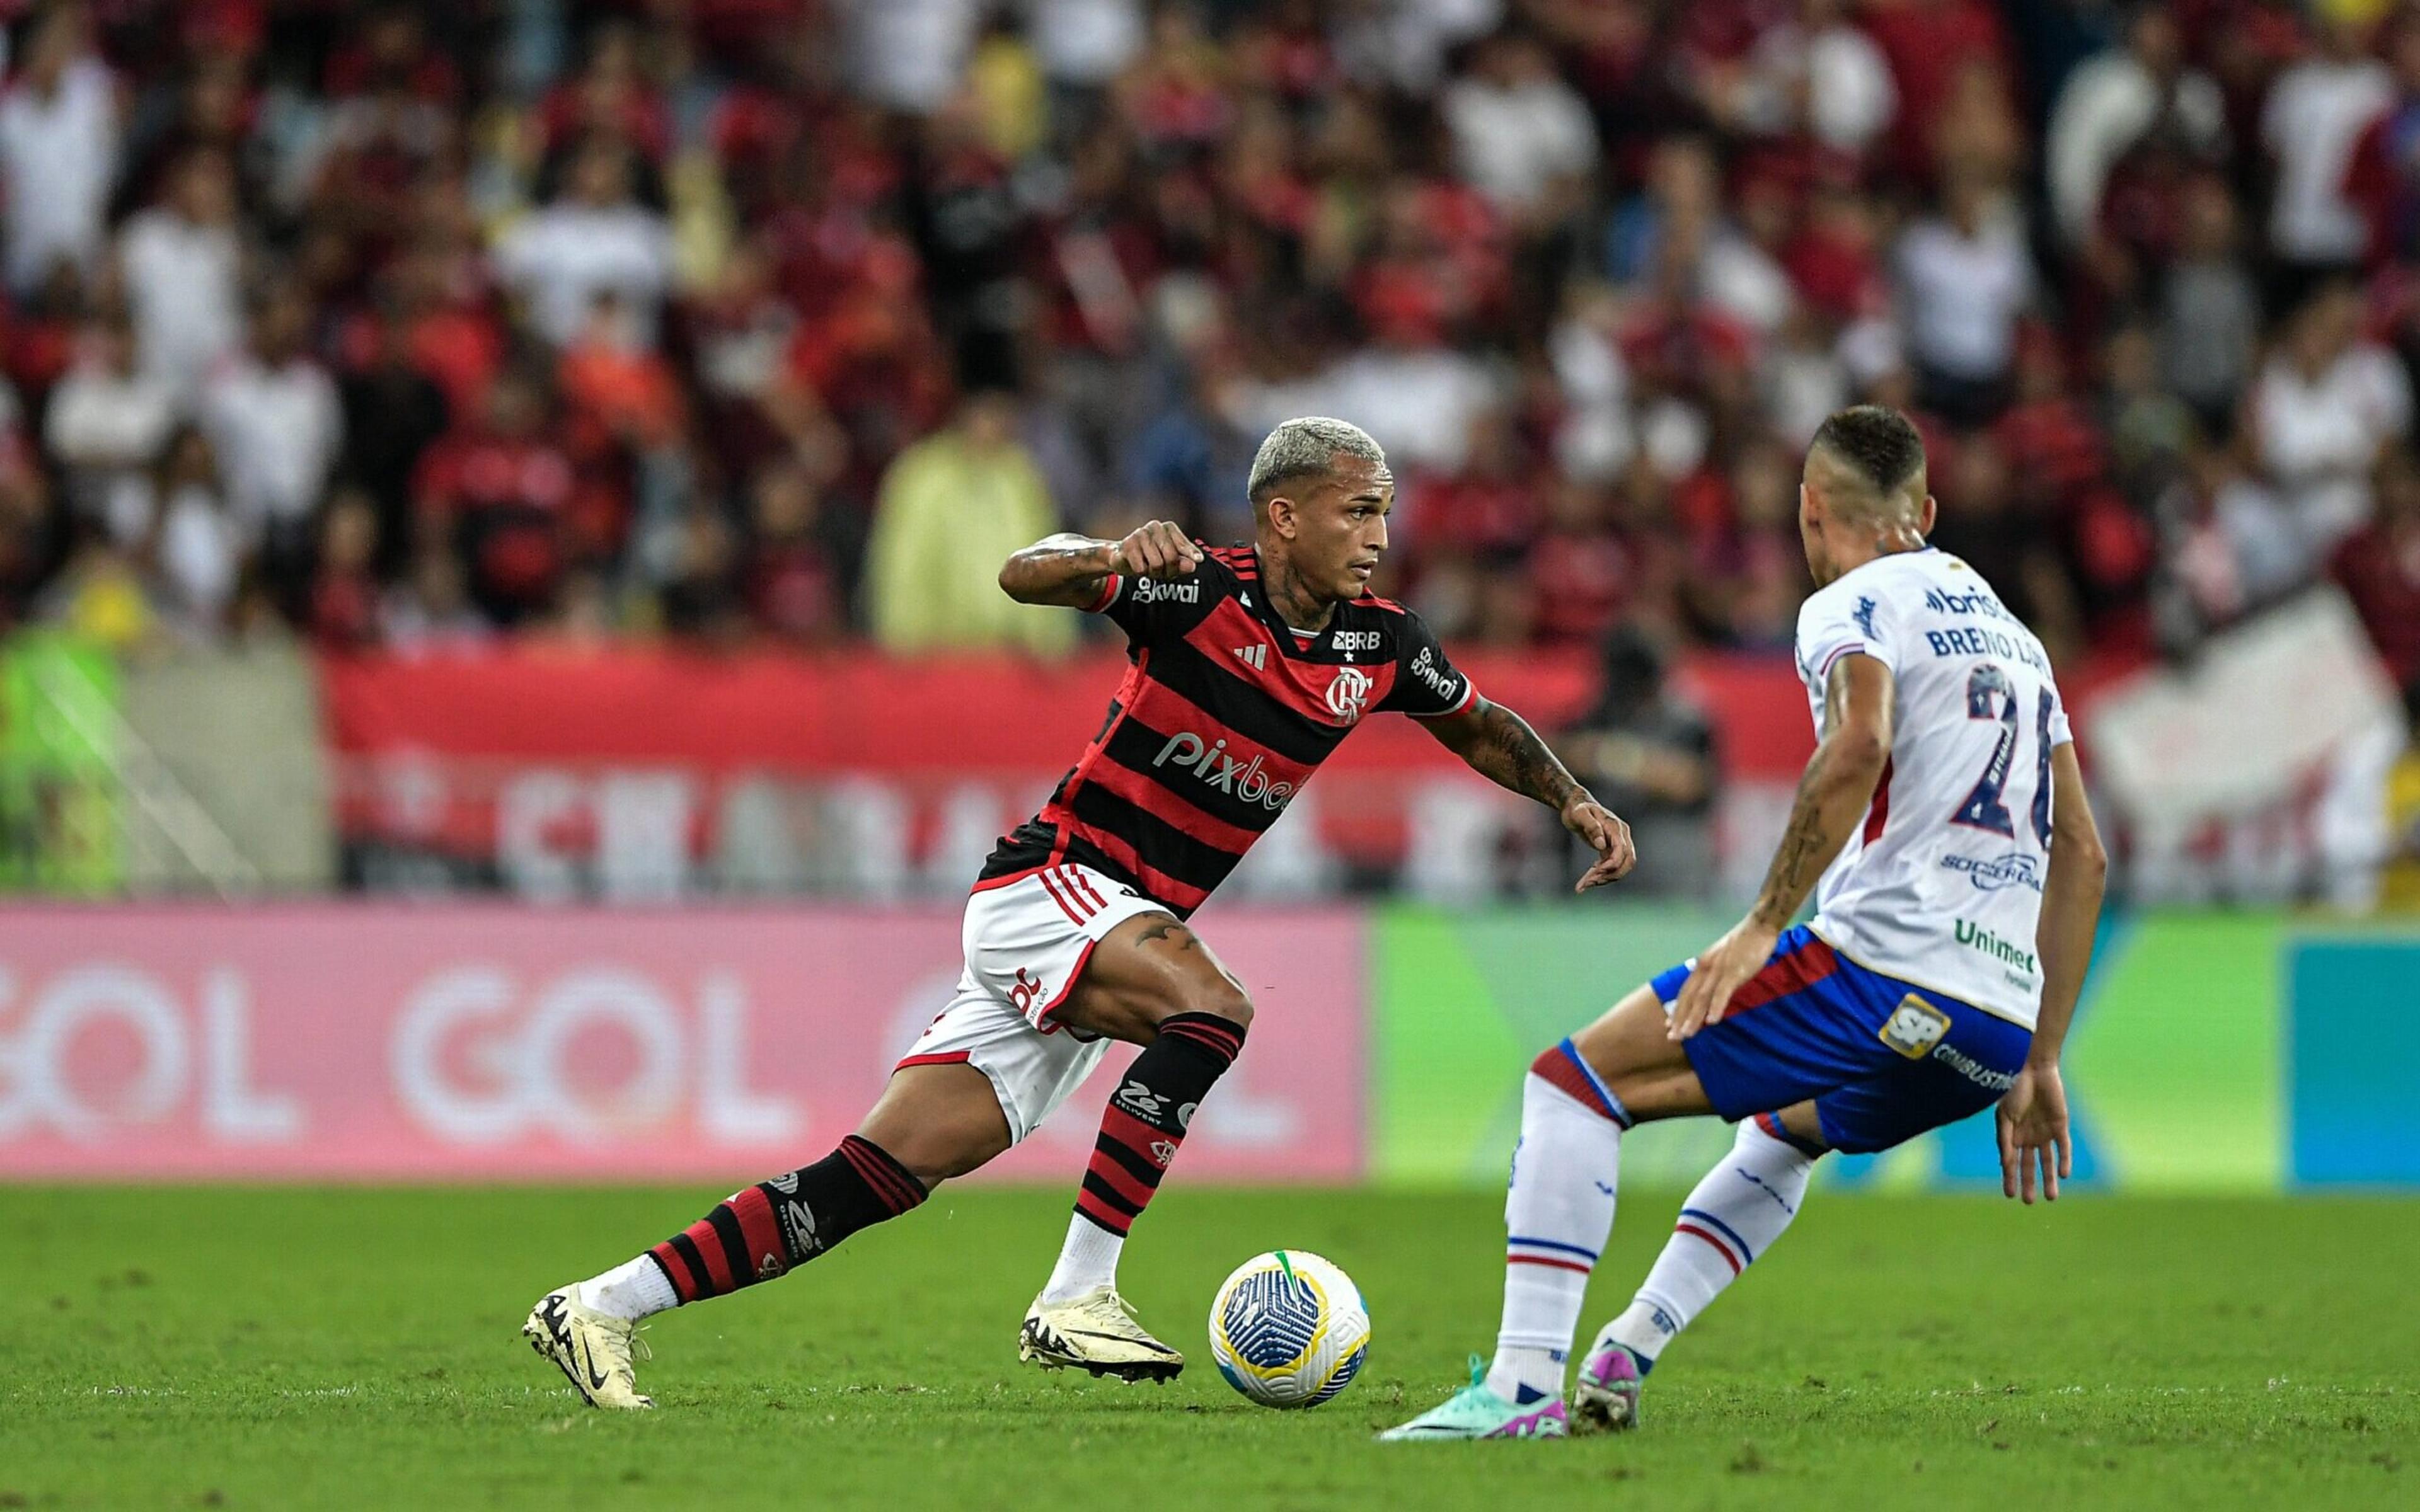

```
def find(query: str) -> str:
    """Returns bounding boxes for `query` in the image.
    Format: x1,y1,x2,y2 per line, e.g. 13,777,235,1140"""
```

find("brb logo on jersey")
1325,667,1373,724
1153,731,1297,811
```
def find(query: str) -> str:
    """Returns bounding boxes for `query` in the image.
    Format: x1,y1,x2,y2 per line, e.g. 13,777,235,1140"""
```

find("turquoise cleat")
1376,1356,1569,1441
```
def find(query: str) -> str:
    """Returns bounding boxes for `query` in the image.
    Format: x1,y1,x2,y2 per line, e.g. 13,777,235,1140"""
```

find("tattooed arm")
1667,653,1894,1041
1422,697,1638,891
998,523,1201,607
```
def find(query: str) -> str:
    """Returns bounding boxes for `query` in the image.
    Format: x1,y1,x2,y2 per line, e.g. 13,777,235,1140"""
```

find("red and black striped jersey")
979,544,1479,915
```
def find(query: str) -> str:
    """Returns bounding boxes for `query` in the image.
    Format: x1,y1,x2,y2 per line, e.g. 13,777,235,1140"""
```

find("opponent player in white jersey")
1384,404,2109,1441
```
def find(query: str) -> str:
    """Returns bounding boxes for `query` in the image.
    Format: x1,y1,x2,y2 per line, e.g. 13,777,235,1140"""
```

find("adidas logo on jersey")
1231,643,1268,670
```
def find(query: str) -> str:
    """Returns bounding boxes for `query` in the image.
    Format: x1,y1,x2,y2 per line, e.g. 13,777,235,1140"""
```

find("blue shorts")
1651,925,2034,1155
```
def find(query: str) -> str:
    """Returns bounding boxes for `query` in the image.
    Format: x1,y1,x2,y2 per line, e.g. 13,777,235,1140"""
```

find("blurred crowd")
0,0,2416,721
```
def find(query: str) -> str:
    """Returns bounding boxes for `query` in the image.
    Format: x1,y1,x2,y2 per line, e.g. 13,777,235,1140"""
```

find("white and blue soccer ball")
1207,1250,1369,1408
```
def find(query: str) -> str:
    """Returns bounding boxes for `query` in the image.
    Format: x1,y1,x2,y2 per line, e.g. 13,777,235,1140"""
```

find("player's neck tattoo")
1263,554,1337,633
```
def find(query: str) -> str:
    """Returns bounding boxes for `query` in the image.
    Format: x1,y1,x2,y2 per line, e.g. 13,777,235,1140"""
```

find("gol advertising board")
0,905,1366,1183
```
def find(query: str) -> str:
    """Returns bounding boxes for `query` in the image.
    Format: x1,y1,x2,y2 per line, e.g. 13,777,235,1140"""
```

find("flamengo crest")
1326,666,1373,724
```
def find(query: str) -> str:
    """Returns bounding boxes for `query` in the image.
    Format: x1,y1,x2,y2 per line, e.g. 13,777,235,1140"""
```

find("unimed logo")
390,967,799,1144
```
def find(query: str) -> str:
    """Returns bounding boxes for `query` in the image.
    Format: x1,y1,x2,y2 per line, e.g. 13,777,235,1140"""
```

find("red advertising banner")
0,905,1365,1182
318,646,1819,897
319,646,1818,776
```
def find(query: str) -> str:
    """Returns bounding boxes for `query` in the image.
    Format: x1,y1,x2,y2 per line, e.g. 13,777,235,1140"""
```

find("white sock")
576,1253,679,1322
1487,1048,1626,1404
1039,1213,1125,1304
1608,1116,1817,1365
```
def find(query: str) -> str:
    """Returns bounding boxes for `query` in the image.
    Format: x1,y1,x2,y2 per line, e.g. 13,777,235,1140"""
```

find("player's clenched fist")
1112,521,1203,581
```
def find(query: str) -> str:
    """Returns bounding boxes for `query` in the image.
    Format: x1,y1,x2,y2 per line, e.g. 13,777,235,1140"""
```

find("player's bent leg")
1391,942,1872,1443
1384,1049,1610,1442
1565,983,1717,1124
524,1065,1010,1408
856,1061,1015,1187
1385,984,1711,1441
1572,1104,1828,1435
1051,910,1254,1044
1020,912,1254,1383
1483,989,1708,1410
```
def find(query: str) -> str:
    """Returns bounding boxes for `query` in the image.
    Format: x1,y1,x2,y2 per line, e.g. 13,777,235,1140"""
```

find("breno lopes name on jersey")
1794,547,2071,1027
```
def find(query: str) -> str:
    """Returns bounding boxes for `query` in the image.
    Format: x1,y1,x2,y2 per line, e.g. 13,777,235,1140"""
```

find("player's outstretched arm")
1421,696,1637,890
1998,741,2107,1205
1669,653,1893,1043
997,524,1202,607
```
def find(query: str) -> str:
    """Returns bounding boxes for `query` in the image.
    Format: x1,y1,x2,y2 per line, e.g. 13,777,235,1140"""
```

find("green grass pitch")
2,1186,2412,1509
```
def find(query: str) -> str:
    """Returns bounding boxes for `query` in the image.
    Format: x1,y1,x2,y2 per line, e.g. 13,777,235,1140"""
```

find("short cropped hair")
1247,416,1386,506
1810,405,1926,496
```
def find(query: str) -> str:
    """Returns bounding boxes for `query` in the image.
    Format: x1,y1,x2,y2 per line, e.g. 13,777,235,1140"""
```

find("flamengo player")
524,417,1637,1407
1383,406,2110,1441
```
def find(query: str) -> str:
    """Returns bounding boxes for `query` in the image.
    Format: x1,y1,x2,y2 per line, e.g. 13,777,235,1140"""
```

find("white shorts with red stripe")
895,862,1172,1143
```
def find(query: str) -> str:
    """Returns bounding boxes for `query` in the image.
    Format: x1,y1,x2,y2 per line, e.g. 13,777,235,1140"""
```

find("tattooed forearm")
1748,658,1892,930
1750,753,1841,930
1442,701,1585,811
998,533,1118,606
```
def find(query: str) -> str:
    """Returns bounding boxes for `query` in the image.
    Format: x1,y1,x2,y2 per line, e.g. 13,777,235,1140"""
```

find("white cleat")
1018,1287,1185,1382
523,1288,654,1409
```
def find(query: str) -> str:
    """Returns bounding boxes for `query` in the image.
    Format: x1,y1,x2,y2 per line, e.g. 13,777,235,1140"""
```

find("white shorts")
896,862,1172,1143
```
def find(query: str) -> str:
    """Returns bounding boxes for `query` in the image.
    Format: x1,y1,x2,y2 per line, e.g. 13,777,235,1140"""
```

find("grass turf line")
1,1186,2412,1510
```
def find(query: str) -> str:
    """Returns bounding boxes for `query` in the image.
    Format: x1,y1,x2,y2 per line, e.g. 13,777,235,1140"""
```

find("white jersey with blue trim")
1793,547,2073,1028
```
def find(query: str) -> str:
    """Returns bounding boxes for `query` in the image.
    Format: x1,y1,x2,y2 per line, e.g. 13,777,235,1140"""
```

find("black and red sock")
1075,1011,1246,1237
647,1134,926,1304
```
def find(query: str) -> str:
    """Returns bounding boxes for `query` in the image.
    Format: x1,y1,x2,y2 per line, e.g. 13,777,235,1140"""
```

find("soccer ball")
1206,1250,1370,1408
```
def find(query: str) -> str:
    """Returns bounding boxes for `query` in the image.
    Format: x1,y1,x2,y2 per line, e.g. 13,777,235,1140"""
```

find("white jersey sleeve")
1795,578,1900,687
1794,549,2070,1029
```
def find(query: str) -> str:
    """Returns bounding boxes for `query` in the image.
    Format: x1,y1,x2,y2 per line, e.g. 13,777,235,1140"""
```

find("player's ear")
1266,495,1298,540
1918,493,1938,537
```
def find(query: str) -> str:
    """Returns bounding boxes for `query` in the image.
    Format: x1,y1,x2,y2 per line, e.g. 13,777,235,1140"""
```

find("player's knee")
1177,978,1253,1031
1768,1103,1829,1154
885,1117,1011,1187
861,1067,1015,1185
1542,1029,1634,1084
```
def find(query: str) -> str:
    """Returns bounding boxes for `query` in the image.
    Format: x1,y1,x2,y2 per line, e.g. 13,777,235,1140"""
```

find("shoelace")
595,1320,651,1368
1078,1290,1170,1347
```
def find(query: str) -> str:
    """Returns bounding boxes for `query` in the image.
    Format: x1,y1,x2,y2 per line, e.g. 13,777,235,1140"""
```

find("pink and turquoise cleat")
1570,1324,1647,1435
1377,1356,1569,1441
